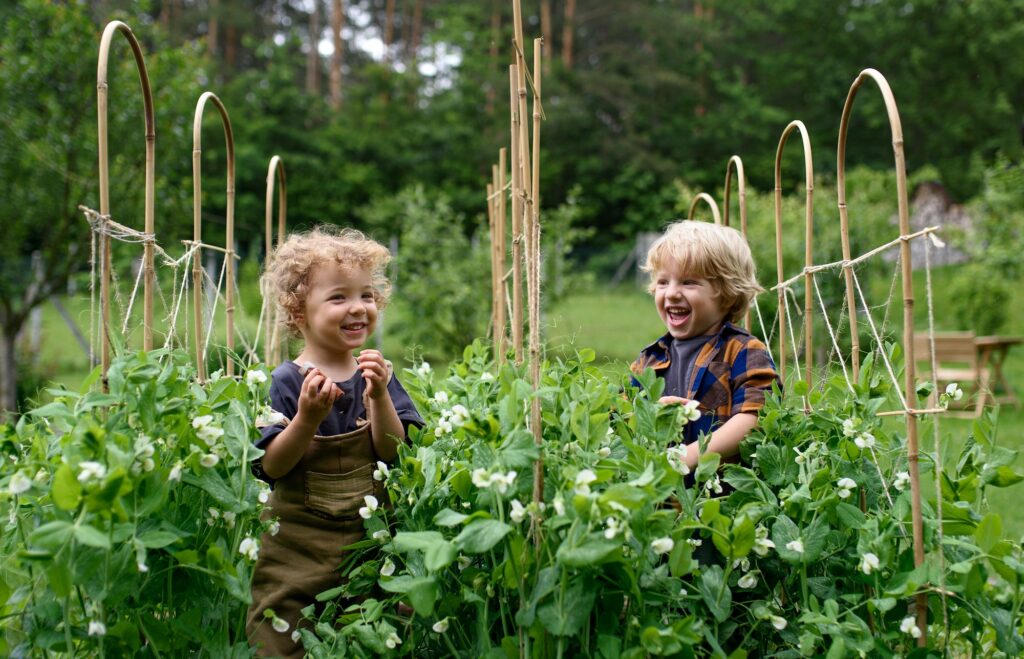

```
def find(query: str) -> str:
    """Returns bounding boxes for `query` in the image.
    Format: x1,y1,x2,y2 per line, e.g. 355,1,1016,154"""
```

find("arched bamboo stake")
837,68,925,645
96,21,156,381
264,155,287,365
687,192,722,225
723,155,749,327
774,120,814,394
191,91,236,381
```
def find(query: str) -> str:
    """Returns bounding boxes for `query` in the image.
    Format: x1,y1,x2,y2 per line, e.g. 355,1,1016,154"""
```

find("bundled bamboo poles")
687,192,722,224
264,156,287,366
723,156,750,327
773,120,814,392
487,148,508,364
191,92,236,381
96,21,156,380
837,68,926,645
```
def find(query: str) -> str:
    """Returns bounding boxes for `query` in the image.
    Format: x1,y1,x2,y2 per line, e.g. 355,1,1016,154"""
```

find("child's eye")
330,294,344,301
362,293,375,301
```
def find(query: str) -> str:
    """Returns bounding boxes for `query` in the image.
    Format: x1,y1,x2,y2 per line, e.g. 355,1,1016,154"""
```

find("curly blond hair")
642,220,763,323
262,226,392,337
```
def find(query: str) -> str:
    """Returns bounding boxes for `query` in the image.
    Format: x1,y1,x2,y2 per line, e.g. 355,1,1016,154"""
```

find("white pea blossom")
704,475,723,495
837,477,857,499
372,529,391,542
738,572,758,589
450,404,470,426
256,407,287,428
272,617,289,633
168,461,184,482
603,517,621,540
199,453,220,468
552,496,566,517
373,461,390,481
268,520,280,536
246,369,268,386
490,471,517,495
432,390,449,405
8,471,32,495
380,558,396,577
434,419,454,437
575,469,598,495
77,461,106,483
680,399,702,422
196,424,224,446
222,511,237,529
137,561,149,573
753,526,775,556
945,382,964,401
385,632,402,649
650,537,674,555
770,615,787,631
415,362,432,377
258,489,270,504
291,630,301,643
432,618,450,633
597,447,611,458
358,495,379,519
33,468,49,483
893,471,911,492
88,621,107,636
665,446,691,476
509,499,526,524
842,418,859,437
239,537,260,561
457,555,472,571
854,432,876,450
193,414,214,428
472,468,491,489
860,552,880,575
900,616,922,639
479,371,494,382
786,539,805,555
687,538,703,547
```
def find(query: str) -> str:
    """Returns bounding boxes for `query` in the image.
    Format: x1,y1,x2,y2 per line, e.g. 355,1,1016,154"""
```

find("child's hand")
297,367,342,425
658,395,692,406
357,350,391,400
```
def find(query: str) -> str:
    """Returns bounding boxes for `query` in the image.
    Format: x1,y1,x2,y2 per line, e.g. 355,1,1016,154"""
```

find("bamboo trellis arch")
264,155,288,366
687,192,722,224
96,21,156,379
723,155,749,327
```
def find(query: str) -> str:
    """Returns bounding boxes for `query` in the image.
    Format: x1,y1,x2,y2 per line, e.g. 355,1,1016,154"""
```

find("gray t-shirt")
664,334,715,398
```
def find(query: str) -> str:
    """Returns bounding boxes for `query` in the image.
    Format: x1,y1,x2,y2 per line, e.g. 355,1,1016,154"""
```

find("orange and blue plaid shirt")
630,322,781,445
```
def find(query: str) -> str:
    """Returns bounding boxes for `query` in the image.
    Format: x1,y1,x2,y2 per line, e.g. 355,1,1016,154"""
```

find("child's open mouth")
666,306,691,327
342,323,367,334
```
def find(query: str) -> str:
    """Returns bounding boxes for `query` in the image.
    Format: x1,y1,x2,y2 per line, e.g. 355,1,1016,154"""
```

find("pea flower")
738,572,758,589
77,461,106,483
837,477,857,499
359,495,379,519
88,621,107,636
472,468,491,488
272,617,289,633
575,469,598,495
373,529,390,542
239,537,260,561
944,382,963,401
432,390,449,405
268,521,280,536
246,369,268,386
199,453,220,468
842,418,859,437
168,461,184,482
479,371,494,382
432,618,450,633
291,630,301,643
679,399,702,422
860,552,880,575
854,432,876,450
650,537,674,555
753,526,775,556
415,361,432,377
900,616,922,639
380,558,396,577
893,471,911,492
490,471,517,495
192,415,225,445
552,496,566,517
450,404,470,426
8,471,31,495
665,446,690,476
509,499,526,524
786,539,804,554
603,516,622,539
373,461,390,481
457,555,472,571
385,632,402,649
434,419,454,437
770,615,787,630
704,475,724,494
137,561,149,573
256,407,287,428
597,447,611,458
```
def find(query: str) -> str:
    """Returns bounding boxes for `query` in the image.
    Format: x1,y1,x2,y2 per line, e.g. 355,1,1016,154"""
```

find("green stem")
800,562,808,610
63,594,74,658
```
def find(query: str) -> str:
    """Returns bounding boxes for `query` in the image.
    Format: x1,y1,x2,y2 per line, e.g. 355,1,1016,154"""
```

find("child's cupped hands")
658,395,692,406
356,349,390,400
298,367,342,424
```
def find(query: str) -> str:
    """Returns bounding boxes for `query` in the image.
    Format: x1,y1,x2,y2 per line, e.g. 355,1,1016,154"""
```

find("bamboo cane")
497,147,508,364
686,192,722,225
96,21,156,382
837,68,925,645
509,65,524,363
723,156,749,328
530,37,544,512
192,92,236,381
487,179,497,340
774,120,815,396
264,155,287,365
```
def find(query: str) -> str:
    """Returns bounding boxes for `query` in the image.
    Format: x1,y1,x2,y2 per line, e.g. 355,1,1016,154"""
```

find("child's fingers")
305,373,325,396
658,395,689,406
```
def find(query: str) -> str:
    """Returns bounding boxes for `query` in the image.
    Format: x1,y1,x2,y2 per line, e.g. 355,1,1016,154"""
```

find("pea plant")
299,342,1024,657
0,349,271,657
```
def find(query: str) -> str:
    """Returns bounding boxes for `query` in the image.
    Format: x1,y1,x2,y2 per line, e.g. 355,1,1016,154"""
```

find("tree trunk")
0,321,17,418
208,0,219,57
486,0,501,113
410,0,423,63
307,0,321,94
540,0,552,72
384,0,396,58
561,0,576,70
330,0,345,109
225,21,237,71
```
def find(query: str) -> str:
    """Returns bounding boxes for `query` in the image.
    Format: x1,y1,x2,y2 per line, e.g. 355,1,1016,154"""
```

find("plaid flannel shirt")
630,322,781,445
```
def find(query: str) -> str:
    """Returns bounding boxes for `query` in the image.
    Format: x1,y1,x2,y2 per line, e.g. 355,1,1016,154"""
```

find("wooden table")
976,335,1024,408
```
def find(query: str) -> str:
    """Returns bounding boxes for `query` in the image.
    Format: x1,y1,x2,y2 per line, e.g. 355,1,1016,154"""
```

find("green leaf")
974,513,1002,553
835,502,866,529
598,483,647,510
556,535,621,567
29,520,74,551
728,515,755,559
137,530,183,549
453,519,513,554
393,531,457,571
432,508,469,527
51,464,82,512
73,524,111,548
380,575,438,616
697,564,731,622
537,577,597,636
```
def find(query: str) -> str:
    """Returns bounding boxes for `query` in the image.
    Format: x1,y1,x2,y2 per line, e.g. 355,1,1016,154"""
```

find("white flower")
8,472,31,495
433,390,449,405
192,414,214,429
168,461,184,482
199,453,219,468
291,630,301,643
246,369,268,386
472,468,491,489
385,632,402,649
786,539,804,554
137,561,149,573
900,616,922,638
432,618,450,633
140,458,155,473
272,617,289,633
268,521,280,536
222,511,237,529
77,461,106,483
650,537,674,555
450,404,470,426
88,621,107,636
575,469,598,495
359,495,379,519
380,558,396,577
510,499,526,524
490,470,517,495
258,489,270,504
373,461,390,481
680,399,702,422
753,526,775,556
239,537,260,561
552,496,566,517
457,555,472,571
770,615,787,631
842,418,858,437
666,446,691,476
837,477,857,499
738,572,758,589
208,507,221,520
854,432,876,450
33,468,49,483
687,538,703,547
373,529,391,542
597,447,611,458
704,475,723,494
480,371,494,382
434,419,454,437
945,382,963,401
860,552,880,575
196,424,224,446
256,407,287,428
893,471,911,492
603,517,621,539
415,361,432,377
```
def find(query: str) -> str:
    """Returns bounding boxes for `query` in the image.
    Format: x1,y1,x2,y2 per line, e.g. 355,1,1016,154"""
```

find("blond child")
630,220,780,476
247,226,423,657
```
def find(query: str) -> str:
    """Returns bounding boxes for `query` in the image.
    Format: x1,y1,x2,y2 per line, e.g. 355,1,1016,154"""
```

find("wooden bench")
913,331,991,417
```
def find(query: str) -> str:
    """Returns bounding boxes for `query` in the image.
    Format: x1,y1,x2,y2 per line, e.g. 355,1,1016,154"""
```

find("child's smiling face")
296,262,378,355
653,258,728,340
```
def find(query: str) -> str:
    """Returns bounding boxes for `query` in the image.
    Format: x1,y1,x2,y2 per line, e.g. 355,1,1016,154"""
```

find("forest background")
3,0,1024,416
